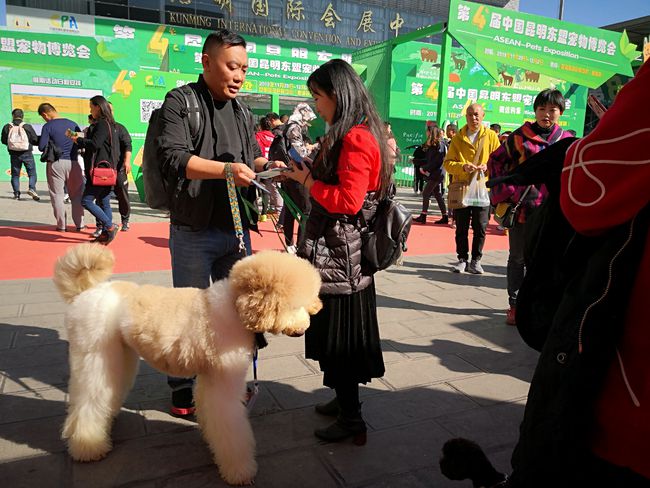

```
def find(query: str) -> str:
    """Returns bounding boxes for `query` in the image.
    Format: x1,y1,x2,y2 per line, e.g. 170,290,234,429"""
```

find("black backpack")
361,190,413,273
142,84,201,211
267,122,297,165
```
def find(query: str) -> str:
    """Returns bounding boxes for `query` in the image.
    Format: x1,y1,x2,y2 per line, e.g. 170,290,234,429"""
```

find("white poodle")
53,243,322,485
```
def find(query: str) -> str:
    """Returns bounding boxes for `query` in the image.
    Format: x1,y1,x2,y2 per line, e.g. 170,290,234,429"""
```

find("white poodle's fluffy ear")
228,251,322,335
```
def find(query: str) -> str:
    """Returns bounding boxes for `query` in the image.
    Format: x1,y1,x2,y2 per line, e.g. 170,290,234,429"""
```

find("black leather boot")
315,397,339,417
314,411,367,445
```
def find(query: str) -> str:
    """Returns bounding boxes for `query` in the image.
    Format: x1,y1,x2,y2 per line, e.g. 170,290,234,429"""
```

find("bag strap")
471,133,486,165
512,185,533,211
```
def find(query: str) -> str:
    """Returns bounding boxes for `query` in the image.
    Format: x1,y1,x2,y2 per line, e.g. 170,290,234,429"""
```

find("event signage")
448,0,639,88
0,10,351,190
5,6,95,37
389,40,587,134
163,24,351,97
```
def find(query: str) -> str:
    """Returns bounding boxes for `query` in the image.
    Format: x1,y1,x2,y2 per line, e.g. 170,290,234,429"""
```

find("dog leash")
225,162,260,411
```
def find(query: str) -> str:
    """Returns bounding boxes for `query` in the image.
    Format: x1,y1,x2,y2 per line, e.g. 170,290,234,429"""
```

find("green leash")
224,162,246,254
224,162,259,411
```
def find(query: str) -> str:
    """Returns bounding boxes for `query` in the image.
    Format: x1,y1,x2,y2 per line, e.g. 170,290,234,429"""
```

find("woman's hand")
286,163,311,186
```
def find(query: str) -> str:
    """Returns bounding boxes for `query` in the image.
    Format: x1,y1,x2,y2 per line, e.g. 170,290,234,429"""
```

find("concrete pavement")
0,181,536,487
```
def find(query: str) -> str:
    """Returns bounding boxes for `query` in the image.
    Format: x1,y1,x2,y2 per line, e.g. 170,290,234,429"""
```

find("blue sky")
518,0,650,27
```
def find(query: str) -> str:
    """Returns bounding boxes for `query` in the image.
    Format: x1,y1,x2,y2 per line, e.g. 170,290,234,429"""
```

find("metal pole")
558,0,565,20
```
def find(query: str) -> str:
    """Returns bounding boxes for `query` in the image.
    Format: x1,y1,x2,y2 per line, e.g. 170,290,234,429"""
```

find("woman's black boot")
315,397,340,417
314,410,367,445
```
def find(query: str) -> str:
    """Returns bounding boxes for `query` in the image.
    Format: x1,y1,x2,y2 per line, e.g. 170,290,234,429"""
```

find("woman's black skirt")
305,281,385,388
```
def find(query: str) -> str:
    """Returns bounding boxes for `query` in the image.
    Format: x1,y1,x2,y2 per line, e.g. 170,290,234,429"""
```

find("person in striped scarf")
487,89,573,326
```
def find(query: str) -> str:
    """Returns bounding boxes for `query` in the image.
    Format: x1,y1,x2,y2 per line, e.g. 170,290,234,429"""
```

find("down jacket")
298,198,377,295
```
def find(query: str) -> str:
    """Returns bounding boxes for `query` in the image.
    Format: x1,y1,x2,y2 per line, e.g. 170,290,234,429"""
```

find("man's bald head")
465,103,485,132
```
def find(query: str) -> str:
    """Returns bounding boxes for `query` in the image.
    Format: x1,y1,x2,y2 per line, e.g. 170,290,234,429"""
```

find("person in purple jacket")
487,89,572,326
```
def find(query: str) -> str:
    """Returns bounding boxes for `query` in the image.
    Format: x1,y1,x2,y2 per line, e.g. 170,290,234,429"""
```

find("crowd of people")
3,97,132,244
3,25,647,486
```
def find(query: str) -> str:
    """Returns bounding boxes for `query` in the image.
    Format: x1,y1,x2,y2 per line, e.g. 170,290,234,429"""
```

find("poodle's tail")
53,243,115,303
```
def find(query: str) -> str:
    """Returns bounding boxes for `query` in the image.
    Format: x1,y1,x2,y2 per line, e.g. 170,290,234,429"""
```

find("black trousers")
454,206,489,261
280,179,311,246
413,164,425,192
421,174,447,216
114,168,130,222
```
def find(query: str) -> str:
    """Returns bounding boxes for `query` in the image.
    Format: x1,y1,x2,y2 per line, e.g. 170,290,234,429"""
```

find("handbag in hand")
447,135,485,210
90,120,118,187
494,185,532,228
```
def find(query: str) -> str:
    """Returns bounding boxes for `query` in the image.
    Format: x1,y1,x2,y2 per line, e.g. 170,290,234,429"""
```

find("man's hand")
476,163,487,172
231,162,257,186
124,162,131,175
463,163,476,173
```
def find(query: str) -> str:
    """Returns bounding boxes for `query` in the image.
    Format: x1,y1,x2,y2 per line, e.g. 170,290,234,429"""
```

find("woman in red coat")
286,59,393,444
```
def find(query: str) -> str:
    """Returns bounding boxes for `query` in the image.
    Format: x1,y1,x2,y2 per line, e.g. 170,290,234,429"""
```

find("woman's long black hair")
307,59,392,200
90,95,115,126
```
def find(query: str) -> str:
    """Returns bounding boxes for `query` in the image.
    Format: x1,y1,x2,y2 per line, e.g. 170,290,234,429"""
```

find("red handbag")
91,161,117,186
90,120,117,187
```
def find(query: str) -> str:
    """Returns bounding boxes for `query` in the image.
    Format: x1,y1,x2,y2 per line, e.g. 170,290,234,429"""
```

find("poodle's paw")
219,460,257,486
67,435,112,462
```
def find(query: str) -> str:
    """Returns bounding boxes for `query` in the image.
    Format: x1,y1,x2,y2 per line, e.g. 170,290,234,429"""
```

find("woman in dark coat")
69,95,120,244
286,59,393,444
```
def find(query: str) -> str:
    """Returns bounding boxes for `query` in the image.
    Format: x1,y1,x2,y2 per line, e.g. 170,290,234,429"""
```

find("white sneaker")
468,260,484,274
63,194,71,204
452,259,467,273
286,245,297,255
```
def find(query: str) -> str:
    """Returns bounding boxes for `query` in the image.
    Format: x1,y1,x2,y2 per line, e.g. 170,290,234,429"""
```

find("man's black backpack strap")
177,84,201,152
143,84,202,211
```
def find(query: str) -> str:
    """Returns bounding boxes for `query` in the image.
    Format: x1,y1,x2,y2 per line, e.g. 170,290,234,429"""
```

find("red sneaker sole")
171,406,195,416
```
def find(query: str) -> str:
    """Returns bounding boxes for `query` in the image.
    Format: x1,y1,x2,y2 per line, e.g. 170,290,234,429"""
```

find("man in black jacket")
1,108,40,201
157,29,283,416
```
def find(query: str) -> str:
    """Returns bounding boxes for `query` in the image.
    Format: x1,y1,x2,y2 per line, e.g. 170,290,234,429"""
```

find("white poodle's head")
228,251,322,337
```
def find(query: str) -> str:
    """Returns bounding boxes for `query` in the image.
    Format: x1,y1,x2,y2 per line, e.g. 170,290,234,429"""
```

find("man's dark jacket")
156,75,260,230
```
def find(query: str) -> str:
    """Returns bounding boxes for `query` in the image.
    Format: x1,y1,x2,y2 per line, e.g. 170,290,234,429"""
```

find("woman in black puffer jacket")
286,59,393,445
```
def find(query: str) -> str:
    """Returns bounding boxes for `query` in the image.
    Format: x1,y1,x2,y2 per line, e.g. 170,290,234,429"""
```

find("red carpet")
0,220,509,280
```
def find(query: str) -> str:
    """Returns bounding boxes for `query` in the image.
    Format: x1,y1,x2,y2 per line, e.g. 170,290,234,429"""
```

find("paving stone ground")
0,182,535,487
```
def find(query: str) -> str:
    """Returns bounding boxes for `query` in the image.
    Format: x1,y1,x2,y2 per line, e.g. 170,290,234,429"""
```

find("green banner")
164,25,351,97
389,41,587,135
448,0,639,89
0,16,352,190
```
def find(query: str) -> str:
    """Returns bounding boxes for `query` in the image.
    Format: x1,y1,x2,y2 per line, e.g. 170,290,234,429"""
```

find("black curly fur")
440,438,507,488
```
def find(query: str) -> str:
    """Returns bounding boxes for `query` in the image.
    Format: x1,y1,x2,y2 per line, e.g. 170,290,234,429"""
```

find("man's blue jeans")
167,224,251,391
10,153,37,195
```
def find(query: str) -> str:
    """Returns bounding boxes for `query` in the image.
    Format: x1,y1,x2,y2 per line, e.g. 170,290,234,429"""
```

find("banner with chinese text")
389,41,588,134
448,0,639,89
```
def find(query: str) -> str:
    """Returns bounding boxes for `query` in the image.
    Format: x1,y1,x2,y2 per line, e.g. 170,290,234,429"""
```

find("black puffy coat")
298,198,377,295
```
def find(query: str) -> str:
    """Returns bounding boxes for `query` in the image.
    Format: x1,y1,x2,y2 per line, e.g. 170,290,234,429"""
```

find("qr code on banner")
140,99,164,123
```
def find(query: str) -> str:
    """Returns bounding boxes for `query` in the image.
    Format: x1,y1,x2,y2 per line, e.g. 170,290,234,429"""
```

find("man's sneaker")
259,214,268,222
27,189,40,201
413,214,427,224
286,245,297,255
13,193,20,200
64,194,71,204
468,260,484,274
506,306,516,326
452,259,467,273
434,215,449,225
92,227,103,239
75,225,87,232
121,221,129,232
171,388,195,416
